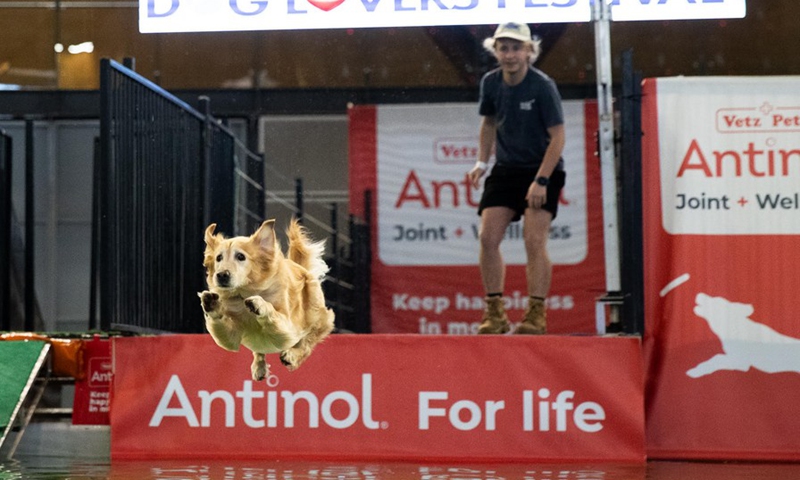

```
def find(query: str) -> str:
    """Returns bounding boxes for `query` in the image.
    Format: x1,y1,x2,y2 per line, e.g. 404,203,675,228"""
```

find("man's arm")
469,115,497,188
526,123,565,209
537,123,565,180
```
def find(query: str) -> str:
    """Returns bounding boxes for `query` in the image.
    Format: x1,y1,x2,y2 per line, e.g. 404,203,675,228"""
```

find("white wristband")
475,161,488,171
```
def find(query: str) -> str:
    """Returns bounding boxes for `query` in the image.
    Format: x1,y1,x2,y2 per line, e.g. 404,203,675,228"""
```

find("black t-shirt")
479,67,565,171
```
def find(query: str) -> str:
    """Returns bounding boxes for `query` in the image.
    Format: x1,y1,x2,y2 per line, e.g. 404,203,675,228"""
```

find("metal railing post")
98,58,112,332
89,136,101,331
353,189,373,333
0,132,11,331
329,202,340,328
199,96,212,229
24,120,35,332
295,177,304,223
620,49,645,335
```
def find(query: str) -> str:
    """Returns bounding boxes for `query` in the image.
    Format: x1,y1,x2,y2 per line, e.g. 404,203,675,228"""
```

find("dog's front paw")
245,296,274,318
199,291,220,314
252,361,270,382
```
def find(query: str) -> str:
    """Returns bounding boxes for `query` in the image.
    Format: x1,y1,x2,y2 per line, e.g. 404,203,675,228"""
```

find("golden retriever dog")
198,219,335,381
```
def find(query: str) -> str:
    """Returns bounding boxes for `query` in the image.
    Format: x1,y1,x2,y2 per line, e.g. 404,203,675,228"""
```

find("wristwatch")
535,176,549,186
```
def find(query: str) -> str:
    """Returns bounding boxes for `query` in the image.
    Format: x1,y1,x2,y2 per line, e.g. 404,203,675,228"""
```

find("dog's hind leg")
279,341,311,371
251,352,269,381
245,296,303,348
687,353,749,378
280,309,335,371
205,317,244,352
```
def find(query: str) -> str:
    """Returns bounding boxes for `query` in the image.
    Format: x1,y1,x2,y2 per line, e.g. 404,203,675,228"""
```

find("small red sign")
72,336,112,425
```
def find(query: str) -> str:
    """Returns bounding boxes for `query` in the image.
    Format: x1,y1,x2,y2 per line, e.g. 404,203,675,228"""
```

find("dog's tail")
287,218,330,281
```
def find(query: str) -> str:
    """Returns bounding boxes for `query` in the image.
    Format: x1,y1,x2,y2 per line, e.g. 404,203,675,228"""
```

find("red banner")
348,102,604,334
111,334,644,462
72,336,112,425
642,76,800,460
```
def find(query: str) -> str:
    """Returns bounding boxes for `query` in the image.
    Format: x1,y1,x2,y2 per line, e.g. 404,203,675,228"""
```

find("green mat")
0,341,48,429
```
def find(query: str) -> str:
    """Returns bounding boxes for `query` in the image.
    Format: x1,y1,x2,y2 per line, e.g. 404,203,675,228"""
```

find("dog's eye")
216,254,222,262
236,252,246,261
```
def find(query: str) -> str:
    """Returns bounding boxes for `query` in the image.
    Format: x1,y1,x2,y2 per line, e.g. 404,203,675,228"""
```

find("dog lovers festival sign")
641,76,800,460
139,0,746,33
349,101,604,334
111,334,645,461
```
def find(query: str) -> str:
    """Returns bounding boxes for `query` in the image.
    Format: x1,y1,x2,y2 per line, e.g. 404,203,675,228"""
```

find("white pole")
593,0,622,333
593,0,621,295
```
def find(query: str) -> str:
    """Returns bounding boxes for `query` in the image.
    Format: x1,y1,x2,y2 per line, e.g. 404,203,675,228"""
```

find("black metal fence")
95,59,251,333
94,58,371,334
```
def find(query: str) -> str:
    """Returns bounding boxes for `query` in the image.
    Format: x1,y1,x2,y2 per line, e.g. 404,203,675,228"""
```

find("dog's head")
694,293,754,326
203,220,280,291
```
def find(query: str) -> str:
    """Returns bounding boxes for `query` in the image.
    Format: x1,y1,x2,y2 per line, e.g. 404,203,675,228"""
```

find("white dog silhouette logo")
687,293,800,378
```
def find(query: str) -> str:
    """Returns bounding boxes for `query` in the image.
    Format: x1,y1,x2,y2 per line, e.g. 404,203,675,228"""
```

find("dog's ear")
205,223,219,248
251,219,276,251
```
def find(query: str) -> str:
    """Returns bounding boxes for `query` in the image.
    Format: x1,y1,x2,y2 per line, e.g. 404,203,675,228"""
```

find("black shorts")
478,166,566,222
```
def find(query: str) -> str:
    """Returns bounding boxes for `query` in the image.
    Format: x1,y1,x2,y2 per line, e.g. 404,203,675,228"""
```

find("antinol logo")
148,373,607,433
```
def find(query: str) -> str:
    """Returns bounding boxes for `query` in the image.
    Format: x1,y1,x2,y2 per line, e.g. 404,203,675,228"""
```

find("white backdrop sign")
140,0,746,33
376,102,587,266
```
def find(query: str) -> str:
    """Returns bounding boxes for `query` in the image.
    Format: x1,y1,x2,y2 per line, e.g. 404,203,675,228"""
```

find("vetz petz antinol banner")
642,76,800,461
349,102,604,334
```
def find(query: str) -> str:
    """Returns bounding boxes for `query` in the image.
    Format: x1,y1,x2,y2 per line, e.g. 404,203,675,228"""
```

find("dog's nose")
216,271,231,287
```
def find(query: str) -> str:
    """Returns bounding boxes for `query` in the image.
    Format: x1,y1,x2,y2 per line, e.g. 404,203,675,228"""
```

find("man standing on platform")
467,22,567,335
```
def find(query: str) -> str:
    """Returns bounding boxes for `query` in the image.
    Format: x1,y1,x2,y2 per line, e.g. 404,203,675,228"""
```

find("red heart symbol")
307,0,346,11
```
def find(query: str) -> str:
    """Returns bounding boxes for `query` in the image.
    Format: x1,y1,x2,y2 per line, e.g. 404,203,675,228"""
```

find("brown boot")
477,296,510,334
515,298,547,334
